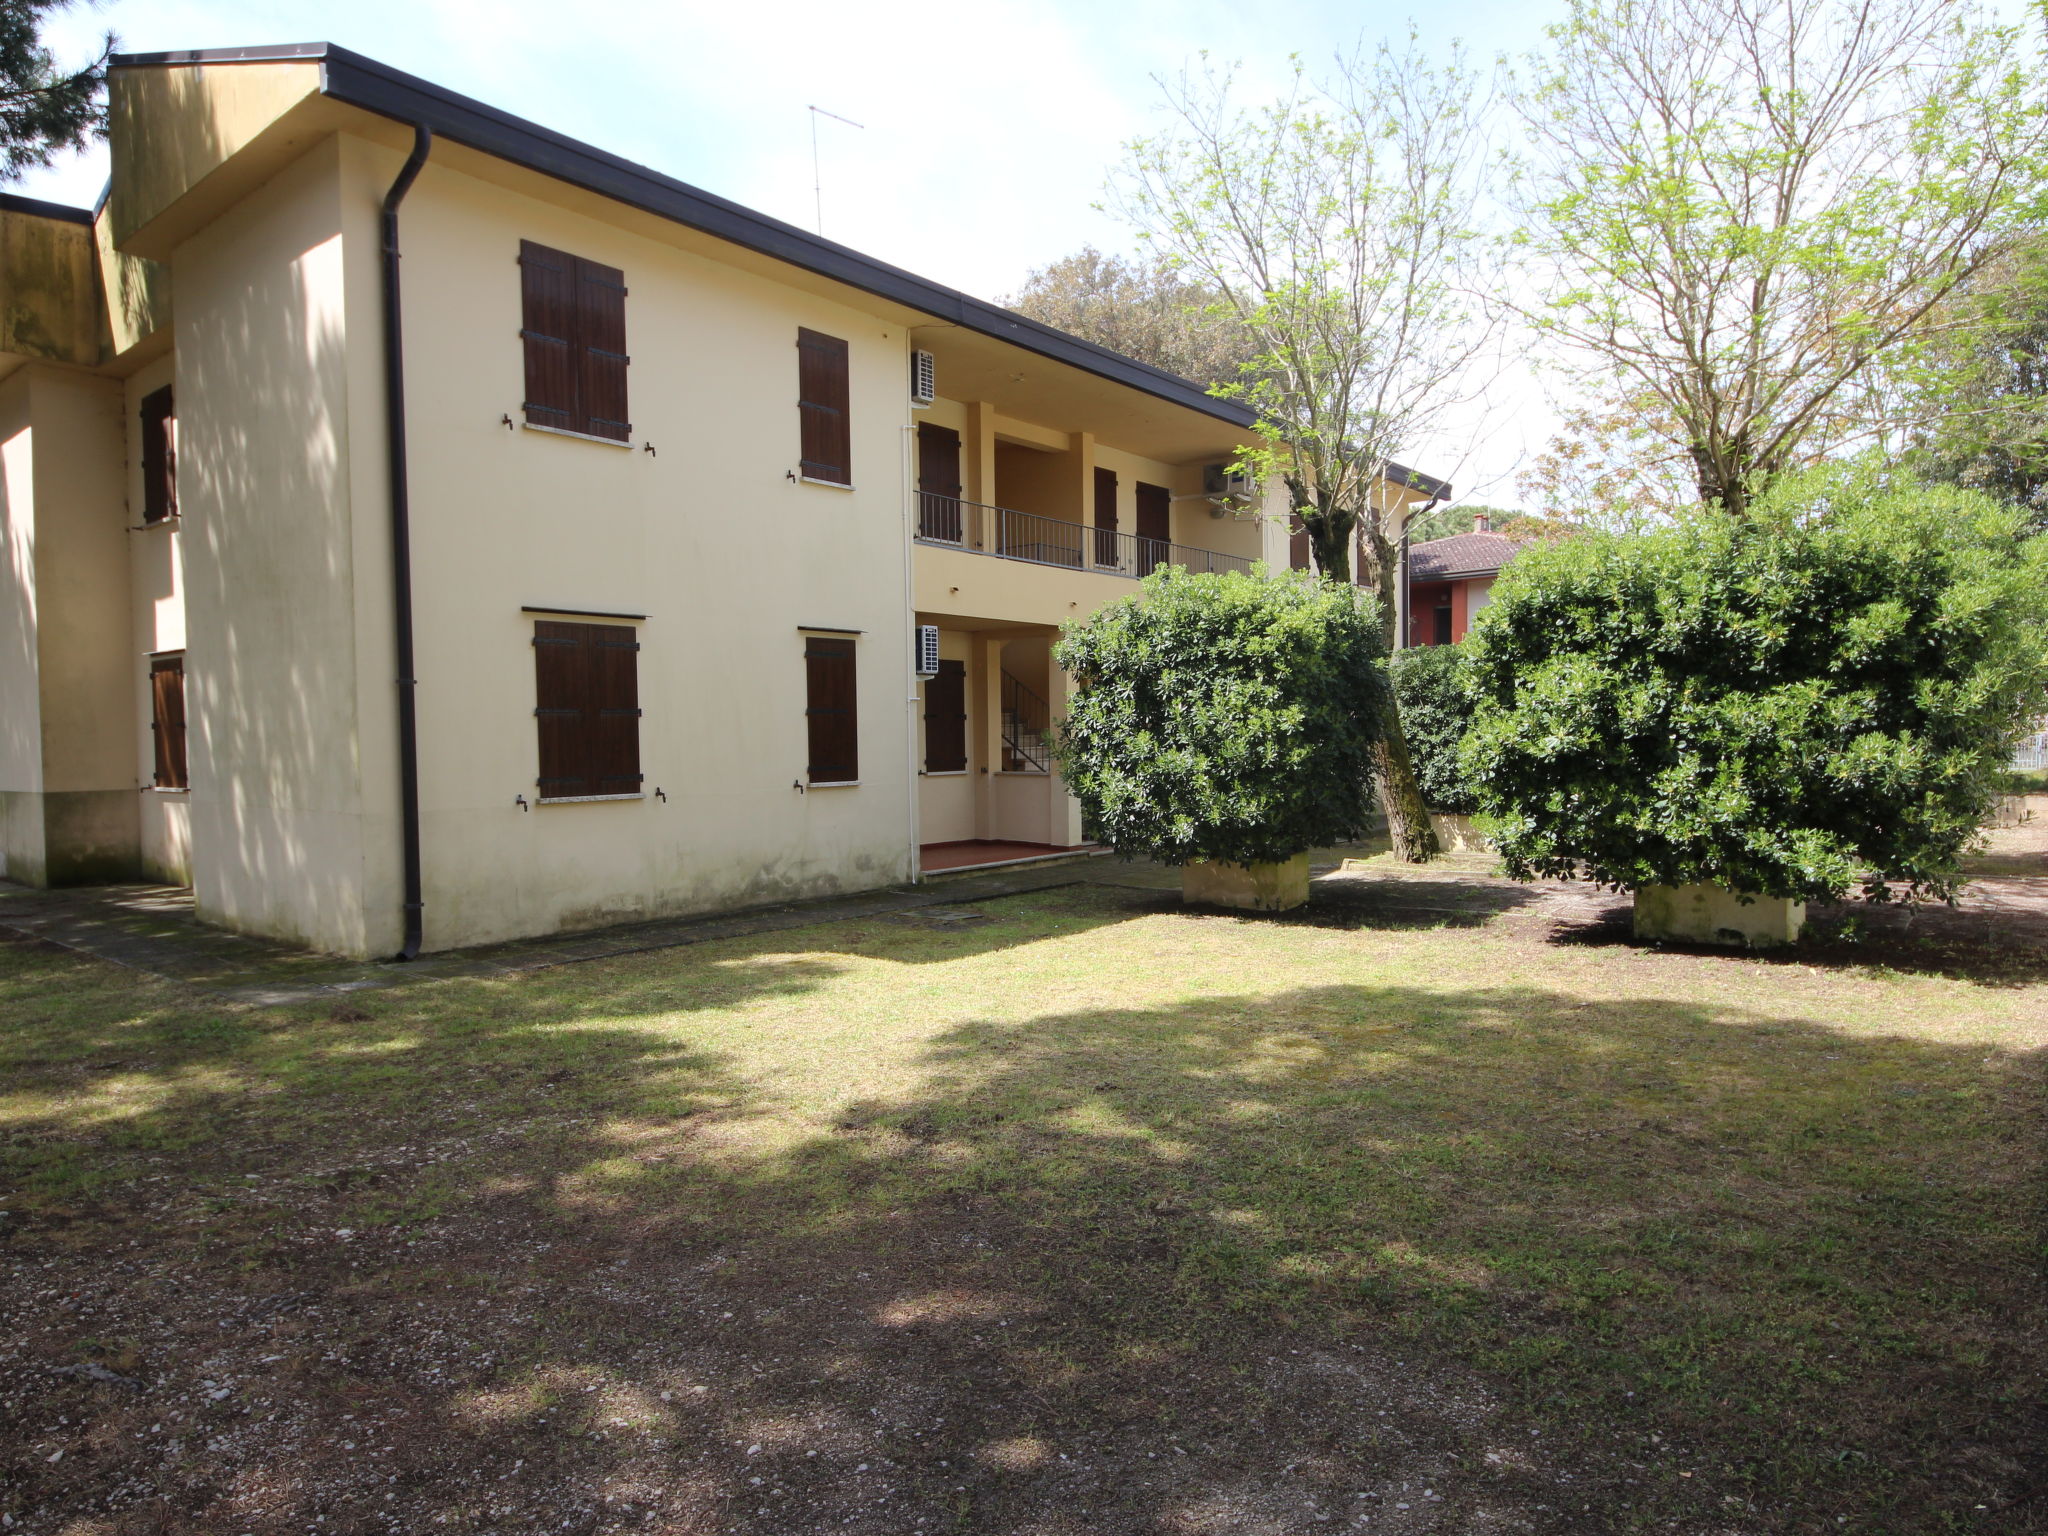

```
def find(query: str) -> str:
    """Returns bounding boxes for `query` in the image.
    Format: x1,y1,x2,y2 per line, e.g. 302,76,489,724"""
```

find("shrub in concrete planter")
1459,464,2048,935
1053,568,1387,912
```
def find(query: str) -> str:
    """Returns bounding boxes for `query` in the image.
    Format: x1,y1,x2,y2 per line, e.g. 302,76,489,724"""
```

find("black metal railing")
1001,670,1052,773
916,493,1253,580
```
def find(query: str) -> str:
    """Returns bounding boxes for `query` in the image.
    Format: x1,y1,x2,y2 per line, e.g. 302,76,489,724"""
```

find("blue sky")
24,0,1949,503
6,0,1591,500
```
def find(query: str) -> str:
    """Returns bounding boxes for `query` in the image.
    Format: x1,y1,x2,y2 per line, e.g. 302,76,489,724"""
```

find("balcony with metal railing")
914,493,1254,580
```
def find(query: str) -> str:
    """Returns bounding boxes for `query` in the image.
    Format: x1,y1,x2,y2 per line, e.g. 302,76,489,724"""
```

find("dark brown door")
1093,465,1119,567
1135,482,1171,576
917,424,963,542
923,658,967,772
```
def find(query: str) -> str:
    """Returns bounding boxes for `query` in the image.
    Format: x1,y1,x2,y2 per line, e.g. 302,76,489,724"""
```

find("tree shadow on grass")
1537,882,2048,989
1,921,2043,1535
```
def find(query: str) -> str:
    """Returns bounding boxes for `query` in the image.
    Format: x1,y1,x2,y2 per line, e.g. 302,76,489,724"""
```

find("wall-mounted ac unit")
914,624,941,680
1203,463,1256,502
910,350,937,408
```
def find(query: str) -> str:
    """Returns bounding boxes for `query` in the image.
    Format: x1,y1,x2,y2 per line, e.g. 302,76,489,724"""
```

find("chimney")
1473,511,1491,535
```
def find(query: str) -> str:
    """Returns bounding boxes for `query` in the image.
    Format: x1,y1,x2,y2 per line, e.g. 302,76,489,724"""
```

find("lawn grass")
2,871,2044,1534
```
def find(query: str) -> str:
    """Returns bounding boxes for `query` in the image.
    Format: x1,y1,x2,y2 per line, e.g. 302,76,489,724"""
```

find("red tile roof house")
1402,512,1529,647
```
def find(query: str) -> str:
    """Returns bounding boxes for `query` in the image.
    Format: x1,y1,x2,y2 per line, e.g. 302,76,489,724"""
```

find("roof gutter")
381,122,432,960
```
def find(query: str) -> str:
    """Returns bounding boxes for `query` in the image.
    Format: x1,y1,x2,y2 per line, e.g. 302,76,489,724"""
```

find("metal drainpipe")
382,124,432,959
900,419,921,883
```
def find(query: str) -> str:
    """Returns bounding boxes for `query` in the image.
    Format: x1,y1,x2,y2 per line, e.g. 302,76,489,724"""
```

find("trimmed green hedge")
1389,643,1478,814
1053,568,1387,867
1459,467,2048,902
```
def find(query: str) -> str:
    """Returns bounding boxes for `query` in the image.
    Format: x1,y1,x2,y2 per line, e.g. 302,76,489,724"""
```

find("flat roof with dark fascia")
0,191,93,225
109,42,1256,430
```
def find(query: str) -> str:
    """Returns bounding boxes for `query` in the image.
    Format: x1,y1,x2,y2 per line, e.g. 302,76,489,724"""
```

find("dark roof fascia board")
1386,461,1449,499
111,43,1257,430
1415,565,1509,582
110,43,331,65
0,191,93,225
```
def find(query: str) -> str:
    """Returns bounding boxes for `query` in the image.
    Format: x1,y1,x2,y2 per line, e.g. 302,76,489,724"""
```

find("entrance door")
1135,481,1171,577
917,424,963,543
1093,465,1119,568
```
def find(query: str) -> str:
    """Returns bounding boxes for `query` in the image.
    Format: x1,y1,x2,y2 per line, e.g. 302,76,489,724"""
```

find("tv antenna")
808,104,865,236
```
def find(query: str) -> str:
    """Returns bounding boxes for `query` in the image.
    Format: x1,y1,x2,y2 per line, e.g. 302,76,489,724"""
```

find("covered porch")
914,617,1090,874
918,839,1099,874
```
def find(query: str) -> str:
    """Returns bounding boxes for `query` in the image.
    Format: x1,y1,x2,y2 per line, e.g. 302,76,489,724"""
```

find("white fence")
2015,722,2048,772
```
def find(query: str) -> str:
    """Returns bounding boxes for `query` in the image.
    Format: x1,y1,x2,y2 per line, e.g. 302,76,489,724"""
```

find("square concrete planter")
1182,853,1310,912
1987,793,2046,829
1633,882,1805,948
1427,811,1494,853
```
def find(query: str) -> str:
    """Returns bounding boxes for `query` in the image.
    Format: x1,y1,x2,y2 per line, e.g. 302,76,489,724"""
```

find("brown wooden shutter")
140,386,176,523
519,240,581,433
922,658,967,773
1288,511,1311,571
150,652,187,789
534,620,642,798
804,637,858,783
575,256,631,441
1093,465,1119,566
591,623,643,793
797,328,852,484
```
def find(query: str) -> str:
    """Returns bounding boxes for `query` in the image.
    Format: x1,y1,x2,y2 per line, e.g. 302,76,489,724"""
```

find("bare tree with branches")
1111,37,1499,860
1507,0,2048,514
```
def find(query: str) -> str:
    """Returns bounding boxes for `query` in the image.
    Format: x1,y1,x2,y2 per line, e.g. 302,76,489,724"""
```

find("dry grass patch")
2,851,2043,1534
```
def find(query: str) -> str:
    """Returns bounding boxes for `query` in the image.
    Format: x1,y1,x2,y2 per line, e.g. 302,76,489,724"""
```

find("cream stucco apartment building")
0,43,1442,959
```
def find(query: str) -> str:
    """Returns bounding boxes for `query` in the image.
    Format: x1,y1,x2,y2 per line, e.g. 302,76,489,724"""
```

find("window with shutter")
519,240,631,442
533,620,643,800
150,652,187,789
922,658,967,773
796,328,851,484
804,636,858,783
140,386,176,523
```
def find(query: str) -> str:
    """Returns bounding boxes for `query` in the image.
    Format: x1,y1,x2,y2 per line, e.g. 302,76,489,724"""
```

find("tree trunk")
1291,481,1439,864
1358,518,1440,863
1368,698,1440,864
1289,475,1355,583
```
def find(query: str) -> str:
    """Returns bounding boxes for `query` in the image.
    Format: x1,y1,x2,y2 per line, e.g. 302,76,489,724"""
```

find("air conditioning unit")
1203,462,1256,504
914,624,941,680
910,349,937,408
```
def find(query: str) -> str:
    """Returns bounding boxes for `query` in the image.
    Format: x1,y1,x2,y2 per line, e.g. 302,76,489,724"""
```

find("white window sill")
799,475,854,490
920,770,970,777
524,422,633,449
536,792,645,804
143,785,190,795
807,780,861,789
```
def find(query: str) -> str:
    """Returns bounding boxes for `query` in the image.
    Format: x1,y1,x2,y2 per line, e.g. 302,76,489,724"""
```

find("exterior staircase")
1001,671,1052,773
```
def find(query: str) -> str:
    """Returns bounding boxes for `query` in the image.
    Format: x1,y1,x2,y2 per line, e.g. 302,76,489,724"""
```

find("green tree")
0,1,113,182
1388,643,1479,814
1053,568,1387,870
1111,37,1496,859
1460,464,2048,904
1003,246,1261,391
1507,0,2048,515
1901,238,2048,533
